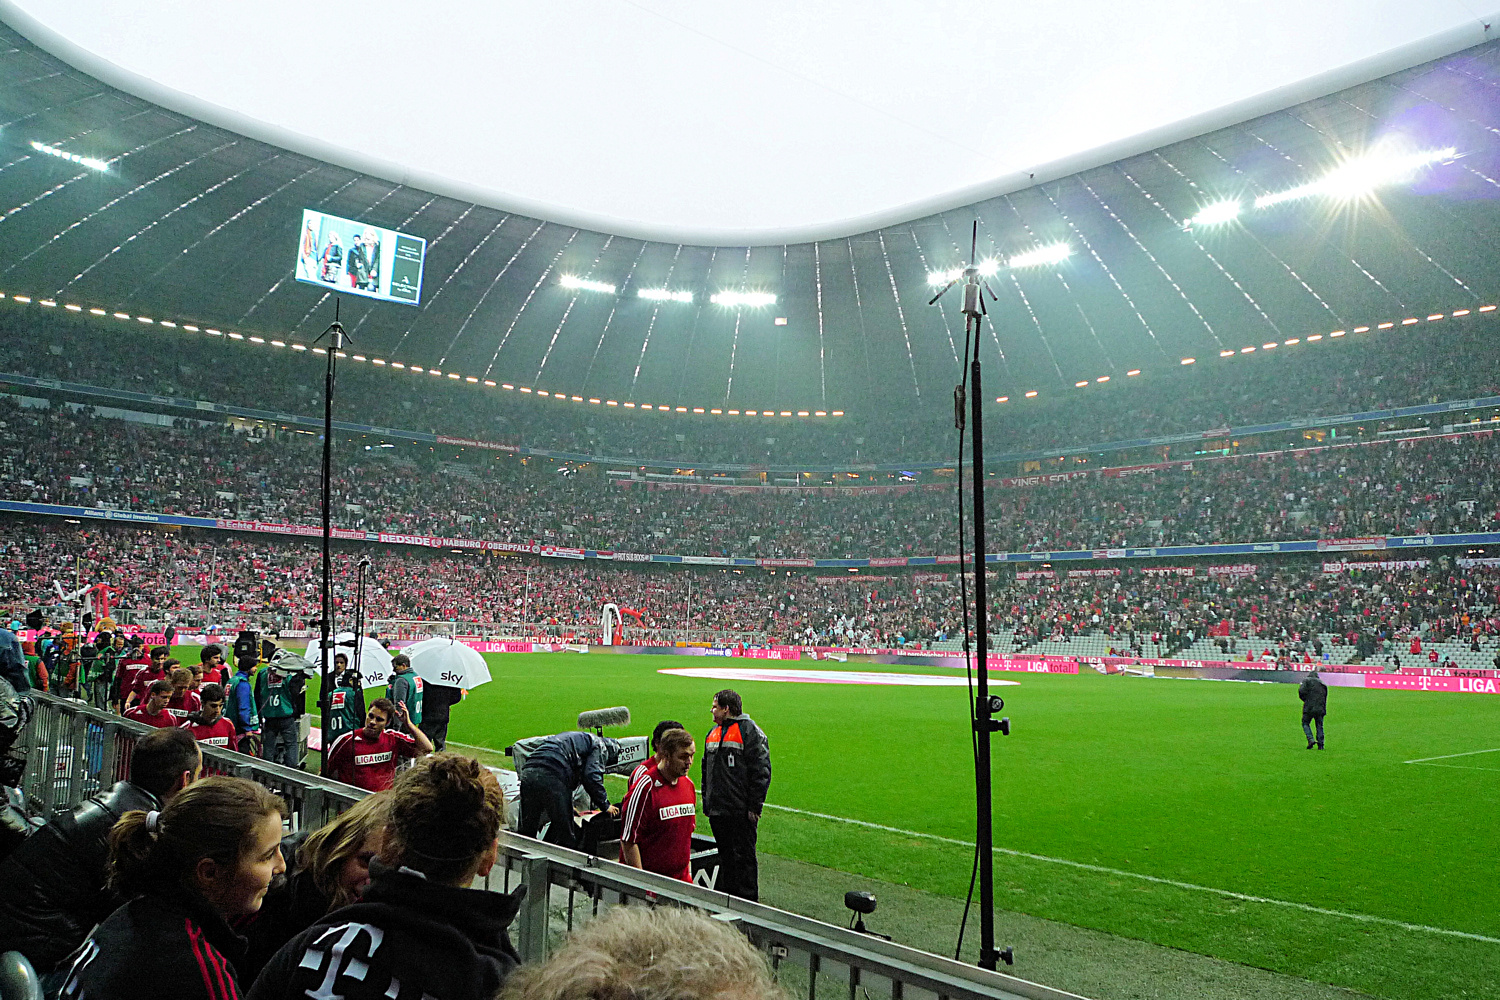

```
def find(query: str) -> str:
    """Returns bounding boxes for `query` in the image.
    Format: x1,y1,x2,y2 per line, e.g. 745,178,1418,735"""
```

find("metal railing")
17,692,1090,1000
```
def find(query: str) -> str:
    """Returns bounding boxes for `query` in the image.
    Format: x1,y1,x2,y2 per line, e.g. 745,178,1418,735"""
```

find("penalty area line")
762,803,1500,945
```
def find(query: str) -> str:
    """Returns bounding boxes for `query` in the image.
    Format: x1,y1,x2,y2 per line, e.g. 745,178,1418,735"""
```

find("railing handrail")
17,691,1091,1000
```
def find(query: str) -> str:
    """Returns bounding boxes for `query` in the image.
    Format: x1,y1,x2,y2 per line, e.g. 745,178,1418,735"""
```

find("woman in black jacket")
249,754,521,1000
60,776,287,1000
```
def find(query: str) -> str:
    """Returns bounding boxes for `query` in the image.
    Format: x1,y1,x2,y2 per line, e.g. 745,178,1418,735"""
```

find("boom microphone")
577,706,631,732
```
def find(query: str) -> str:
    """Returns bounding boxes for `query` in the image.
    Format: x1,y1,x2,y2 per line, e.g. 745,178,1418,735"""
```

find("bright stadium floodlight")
1006,243,1072,269
977,259,1000,276
29,140,108,172
711,290,777,307
927,268,963,286
1254,144,1457,209
559,274,616,294
1185,199,1241,228
637,287,693,303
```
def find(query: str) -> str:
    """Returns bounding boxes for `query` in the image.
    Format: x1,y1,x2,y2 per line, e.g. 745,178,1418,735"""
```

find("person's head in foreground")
383,752,505,885
109,775,287,918
500,905,787,1000
298,790,390,910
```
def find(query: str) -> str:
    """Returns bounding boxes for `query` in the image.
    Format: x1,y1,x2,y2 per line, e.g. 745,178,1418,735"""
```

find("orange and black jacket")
701,714,771,816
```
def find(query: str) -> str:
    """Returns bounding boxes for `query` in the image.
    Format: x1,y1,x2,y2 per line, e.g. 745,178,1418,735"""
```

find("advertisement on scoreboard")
295,209,426,305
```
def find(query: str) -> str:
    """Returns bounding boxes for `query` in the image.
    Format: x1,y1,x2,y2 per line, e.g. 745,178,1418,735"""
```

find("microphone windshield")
577,706,631,730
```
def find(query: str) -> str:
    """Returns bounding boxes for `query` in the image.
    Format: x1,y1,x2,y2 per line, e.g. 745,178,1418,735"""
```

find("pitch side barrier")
3,368,1498,474
15,693,1089,1000
4,497,1499,570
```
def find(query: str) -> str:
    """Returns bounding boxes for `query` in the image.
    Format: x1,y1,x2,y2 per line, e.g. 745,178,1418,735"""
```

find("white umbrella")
303,632,393,690
402,635,492,690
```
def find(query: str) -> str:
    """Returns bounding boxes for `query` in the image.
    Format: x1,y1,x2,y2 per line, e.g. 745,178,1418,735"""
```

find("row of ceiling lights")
0,289,840,417
560,274,776,307
994,306,1496,402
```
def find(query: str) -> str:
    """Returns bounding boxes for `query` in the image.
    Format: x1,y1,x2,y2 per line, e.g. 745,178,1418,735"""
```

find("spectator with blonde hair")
500,906,786,1000
249,754,520,1000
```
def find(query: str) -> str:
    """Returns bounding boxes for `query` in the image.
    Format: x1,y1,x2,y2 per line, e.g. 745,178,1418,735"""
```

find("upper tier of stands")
3,305,1499,469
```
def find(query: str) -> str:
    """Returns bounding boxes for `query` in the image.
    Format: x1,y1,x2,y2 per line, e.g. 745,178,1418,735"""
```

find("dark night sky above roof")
2,22,1499,422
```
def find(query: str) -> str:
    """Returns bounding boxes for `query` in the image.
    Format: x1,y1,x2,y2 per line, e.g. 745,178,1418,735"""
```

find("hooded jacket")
0,780,160,971
247,862,522,1000
60,888,248,1000
702,714,772,816
1298,673,1328,714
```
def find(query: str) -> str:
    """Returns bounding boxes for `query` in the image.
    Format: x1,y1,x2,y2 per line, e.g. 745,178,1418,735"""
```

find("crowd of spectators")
4,307,1500,466
5,518,1499,655
3,395,1498,560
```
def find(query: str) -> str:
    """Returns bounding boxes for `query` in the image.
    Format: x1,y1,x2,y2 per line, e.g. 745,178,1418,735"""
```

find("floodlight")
560,275,617,294
1007,243,1072,269
1185,199,1241,228
711,291,777,307
637,287,693,303
977,259,1000,276
29,140,108,171
1254,145,1457,209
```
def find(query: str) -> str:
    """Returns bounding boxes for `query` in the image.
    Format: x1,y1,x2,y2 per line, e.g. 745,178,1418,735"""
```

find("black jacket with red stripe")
60,889,249,1000
701,713,772,816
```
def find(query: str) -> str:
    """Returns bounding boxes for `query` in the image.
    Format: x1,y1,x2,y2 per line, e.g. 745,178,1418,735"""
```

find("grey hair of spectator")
499,905,787,1000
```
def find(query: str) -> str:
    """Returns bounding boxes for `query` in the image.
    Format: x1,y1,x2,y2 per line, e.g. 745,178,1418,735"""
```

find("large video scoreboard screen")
294,209,426,306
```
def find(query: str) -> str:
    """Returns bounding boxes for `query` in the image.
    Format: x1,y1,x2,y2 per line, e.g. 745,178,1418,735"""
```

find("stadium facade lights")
996,396,1008,402
1024,390,1038,397
39,299,56,308
1007,243,1073,269
1075,380,1089,388
1453,309,1471,317
710,290,777,307
1401,318,1419,325
1428,313,1445,321
1185,199,1242,228
1253,145,1458,209
65,303,82,312
636,287,693,303
1306,334,1322,341
1285,338,1300,345
1096,376,1109,383
1219,350,1235,357
89,308,106,315
1481,305,1497,312
1262,342,1276,349
1181,357,1195,364
29,140,108,171
559,275,616,294
1126,369,1141,376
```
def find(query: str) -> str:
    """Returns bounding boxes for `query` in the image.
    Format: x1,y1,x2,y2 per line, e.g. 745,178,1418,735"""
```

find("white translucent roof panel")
2,0,1491,244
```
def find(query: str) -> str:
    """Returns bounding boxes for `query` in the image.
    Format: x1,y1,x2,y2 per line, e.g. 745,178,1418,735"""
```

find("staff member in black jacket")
250,754,522,1000
1299,668,1329,749
702,688,772,901
517,731,620,849
0,726,202,981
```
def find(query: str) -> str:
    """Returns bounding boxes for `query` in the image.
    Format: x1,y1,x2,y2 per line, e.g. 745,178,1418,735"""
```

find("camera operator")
517,732,621,849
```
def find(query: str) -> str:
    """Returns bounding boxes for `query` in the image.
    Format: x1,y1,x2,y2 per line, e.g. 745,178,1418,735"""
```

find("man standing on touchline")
1299,667,1328,750
701,688,771,901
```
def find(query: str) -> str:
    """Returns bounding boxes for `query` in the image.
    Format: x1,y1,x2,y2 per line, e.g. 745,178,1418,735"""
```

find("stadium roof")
1,15,1499,418
1,0,1489,246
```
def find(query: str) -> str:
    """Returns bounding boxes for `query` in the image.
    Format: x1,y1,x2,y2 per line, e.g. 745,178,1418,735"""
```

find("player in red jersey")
628,719,685,790
180,682,238,751
124,646,169,712
124,679,178,728
620,728,697,881
325,697,433,792
165,665,201,722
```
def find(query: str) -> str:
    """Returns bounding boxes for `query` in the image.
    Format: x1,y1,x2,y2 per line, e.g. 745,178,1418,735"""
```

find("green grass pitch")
308,651,1500,999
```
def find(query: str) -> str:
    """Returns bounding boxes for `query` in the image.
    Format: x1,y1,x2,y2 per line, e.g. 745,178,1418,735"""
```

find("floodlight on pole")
1254,145,1457,209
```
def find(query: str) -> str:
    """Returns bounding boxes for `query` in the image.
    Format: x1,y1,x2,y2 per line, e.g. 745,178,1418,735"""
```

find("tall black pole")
317,299,345,776
968,317,999,970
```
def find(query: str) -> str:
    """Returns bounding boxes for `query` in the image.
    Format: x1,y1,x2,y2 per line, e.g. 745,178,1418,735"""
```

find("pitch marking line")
762,803,1500,945
446,739,1498,945
1404,747,1500,764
